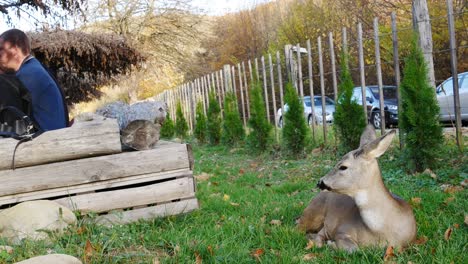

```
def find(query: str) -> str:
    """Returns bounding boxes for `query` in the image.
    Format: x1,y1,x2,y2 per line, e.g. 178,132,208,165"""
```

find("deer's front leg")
305,227,328,247
334,232,359,253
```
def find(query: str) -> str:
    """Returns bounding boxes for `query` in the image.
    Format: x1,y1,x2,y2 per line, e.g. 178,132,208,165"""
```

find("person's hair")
0,29,31,55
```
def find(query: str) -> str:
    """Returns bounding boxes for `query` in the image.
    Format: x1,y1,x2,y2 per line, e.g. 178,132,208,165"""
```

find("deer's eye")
339,165,348,171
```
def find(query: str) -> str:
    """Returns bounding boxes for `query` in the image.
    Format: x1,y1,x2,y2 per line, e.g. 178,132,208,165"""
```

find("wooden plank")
391,12,403,148
242,61,250,118
306,39,316,139
95,198,199,226
55,177,195,214
296,43,304,100
0,168,192,206
374,17,386,133
318,36,327,144
0,143,190,197
358,22,368,118
269,53,278,141
261,56,270,123
329,32,338,102
238,63,246,127
0,118,121,171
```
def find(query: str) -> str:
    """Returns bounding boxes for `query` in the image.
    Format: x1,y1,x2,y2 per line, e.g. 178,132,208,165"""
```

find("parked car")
351,85,399,129
277,95,336,128
436,72,468,124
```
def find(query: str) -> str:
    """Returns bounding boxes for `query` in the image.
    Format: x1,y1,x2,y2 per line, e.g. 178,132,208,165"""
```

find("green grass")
1,137,467,264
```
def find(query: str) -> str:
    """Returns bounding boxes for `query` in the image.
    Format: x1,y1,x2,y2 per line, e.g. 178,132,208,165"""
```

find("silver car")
277,95,335,128
436,72,468,124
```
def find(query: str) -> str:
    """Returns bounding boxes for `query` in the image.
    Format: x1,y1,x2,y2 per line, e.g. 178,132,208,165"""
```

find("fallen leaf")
423,169,437,180
441,185,463,194
444,227,452,240
207,245,214,256
312,148,322,154
76,226,86,235
223,194,230,201
195,252,202,264
460,179,468,188
250,162,258,169
270,219,282,225
414,236,428,245
411,197,422,205
305,240,315,250
383,245,395,261
239,169,245,174
230,202,240,206
303,253,318,260
444,196,455,204
84,240,94,262
195,172,212,182
453,223,459,229
251,248,264,261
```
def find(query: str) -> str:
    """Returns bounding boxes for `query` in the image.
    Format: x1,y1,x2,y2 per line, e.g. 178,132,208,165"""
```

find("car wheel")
371,111,381,129
278,117,283,128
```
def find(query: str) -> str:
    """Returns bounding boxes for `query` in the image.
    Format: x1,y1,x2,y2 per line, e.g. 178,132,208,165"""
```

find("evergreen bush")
175,101,188,139
194,101,207,144
160,111,175,139
400,36,443,172
333,52,367,153
206,92,222,145
246,77,272,152
282,82,308,156
222,92,245,145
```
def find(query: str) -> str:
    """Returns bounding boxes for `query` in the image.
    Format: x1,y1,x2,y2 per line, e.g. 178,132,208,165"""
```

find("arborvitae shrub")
194,101,207,144
246,77,272,152
400,36,443,172
175,101,188,139
160,112,175,139
333,52,366,153
206,92,222,145
282,82,308,156
222,92,245,145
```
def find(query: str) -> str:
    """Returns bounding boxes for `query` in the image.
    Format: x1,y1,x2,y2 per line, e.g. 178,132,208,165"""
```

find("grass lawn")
1,137,467,263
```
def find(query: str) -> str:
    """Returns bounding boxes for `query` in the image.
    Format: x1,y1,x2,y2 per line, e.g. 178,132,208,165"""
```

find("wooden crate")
0,140,198,225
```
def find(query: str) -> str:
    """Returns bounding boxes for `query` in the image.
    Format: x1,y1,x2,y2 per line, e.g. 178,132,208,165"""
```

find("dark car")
351,86,399,129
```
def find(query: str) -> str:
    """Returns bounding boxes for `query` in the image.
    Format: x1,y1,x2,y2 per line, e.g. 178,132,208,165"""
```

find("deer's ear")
362,130,396,158
359,125,377,148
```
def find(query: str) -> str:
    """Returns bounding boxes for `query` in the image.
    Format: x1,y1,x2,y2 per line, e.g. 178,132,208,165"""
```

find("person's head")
0,29,31,72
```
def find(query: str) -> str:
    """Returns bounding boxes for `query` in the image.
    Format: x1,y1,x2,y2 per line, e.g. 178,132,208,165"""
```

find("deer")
297,125,416,252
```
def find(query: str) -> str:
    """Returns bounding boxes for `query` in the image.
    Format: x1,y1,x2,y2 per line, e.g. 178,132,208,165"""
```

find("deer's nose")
317,180,331,191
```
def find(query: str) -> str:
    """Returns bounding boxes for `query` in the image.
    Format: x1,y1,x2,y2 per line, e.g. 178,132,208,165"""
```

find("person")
0,70,32,126
0,29,68,131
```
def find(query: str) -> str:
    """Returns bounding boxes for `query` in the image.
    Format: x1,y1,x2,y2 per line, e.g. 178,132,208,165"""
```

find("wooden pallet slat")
95,198,199,226
54,177,195,214
0,144,189,197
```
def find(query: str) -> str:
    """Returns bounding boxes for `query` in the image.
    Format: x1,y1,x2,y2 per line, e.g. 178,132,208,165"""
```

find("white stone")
0,200,77,245
15,254,82,264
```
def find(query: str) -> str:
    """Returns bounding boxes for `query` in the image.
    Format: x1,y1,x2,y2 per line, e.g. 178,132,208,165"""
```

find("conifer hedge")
282,82,308,155
207,92,222,145
246,77,272,152
194,101,207,144
222,92,245,145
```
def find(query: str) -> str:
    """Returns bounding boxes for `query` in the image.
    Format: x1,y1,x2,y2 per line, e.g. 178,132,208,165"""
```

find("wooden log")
55,177,195,214
0,143,190,197
0,168,192,206
0,117,121,171
95,198,199,226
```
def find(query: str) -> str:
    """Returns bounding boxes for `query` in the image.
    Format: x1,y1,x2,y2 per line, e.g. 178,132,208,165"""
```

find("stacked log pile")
0,116,198,226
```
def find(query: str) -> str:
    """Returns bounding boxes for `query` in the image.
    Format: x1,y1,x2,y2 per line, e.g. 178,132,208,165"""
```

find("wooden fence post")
248,59,254,83
255,58,260,82
261,56,270,123
342,27,348,67
231,66,238,104
238,63,247,127
242,61,251,119
220,69,225,106
276,51,285,124
374,18,386,133
318,36,327,144
358,22,368,119
329,32,338,102
269,53,278,141
296,43,305,100
391,12,403,148
412,0,436,89
306,39,316,140
215,70,222,109
446,0,463,150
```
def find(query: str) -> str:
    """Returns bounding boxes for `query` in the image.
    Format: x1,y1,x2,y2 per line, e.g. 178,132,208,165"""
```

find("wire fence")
155,0,466,147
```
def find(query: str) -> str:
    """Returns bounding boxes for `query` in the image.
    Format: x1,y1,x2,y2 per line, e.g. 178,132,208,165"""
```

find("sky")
0,0,273,33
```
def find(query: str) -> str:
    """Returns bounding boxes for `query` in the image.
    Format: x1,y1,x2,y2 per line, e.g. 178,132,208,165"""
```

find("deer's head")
317,125,396,197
